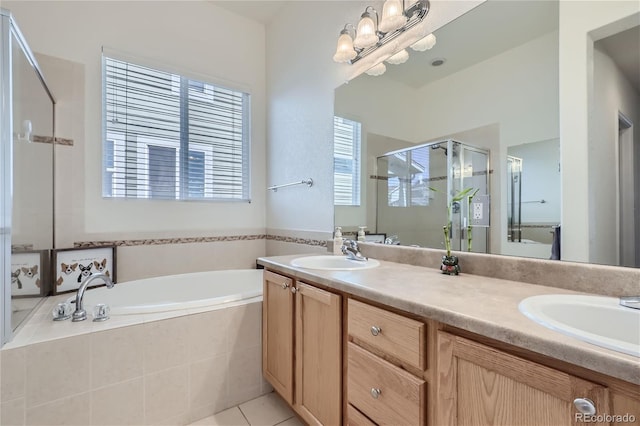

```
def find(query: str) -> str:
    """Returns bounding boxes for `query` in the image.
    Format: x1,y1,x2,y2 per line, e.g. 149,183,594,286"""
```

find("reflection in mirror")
506,138,560,245
334,0,560,261
4,13,55,339
376,140,489,252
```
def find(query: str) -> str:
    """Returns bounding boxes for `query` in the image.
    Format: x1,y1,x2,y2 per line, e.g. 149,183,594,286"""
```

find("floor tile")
190,407,249,425
275,416,305,426
238,393,294,426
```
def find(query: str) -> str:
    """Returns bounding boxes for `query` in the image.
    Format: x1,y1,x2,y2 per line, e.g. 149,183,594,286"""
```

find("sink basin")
291,255,380,271
518,294,640,357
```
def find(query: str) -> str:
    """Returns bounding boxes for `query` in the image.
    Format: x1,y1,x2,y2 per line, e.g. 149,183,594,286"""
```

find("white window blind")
103,56,250,201
334,116,361,206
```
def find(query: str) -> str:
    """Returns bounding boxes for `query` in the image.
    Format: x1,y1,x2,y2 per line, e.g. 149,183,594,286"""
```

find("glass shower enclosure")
1,9,55,345
376,139,490,252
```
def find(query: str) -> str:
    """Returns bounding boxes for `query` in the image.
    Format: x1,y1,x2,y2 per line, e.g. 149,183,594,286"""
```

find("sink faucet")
341,239,367,262
620,296,640,310
72,273,114,322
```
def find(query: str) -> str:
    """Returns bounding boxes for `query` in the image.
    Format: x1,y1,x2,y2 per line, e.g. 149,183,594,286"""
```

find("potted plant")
431,187,479,275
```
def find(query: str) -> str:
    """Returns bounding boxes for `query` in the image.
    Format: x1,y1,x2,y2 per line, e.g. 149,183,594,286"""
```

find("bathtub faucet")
72,273,114,322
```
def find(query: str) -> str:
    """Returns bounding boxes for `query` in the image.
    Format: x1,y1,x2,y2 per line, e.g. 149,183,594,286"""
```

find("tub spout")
72,273,114,322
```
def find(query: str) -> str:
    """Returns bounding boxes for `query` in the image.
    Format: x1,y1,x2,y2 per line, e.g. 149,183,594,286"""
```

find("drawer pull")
291,287,298,294
573,398,596,415
370,325,381,336
370,388,381,399
281,283,289,289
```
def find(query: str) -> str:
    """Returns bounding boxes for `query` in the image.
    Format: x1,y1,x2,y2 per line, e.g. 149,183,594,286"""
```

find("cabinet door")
295,282,342,426
262,271,294,404
436,331,610,426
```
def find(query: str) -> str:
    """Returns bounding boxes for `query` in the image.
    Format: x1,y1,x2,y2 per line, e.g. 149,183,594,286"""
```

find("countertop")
258,254,640,385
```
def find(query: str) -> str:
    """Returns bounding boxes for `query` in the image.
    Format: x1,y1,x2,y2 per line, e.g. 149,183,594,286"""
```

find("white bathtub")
69,269,263,315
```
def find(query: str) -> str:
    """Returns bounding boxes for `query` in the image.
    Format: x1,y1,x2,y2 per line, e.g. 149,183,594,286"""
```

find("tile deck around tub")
189,392,302,426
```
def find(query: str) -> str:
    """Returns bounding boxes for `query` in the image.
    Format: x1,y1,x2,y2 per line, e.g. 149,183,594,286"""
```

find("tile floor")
190,392,304,426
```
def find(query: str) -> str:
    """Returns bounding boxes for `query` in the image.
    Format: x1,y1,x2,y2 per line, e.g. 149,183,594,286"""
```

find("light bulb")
365,62,386,76
386,49,409,65
410,33,437,51
353,12,379,49
333,30,357,63
379,0,406,33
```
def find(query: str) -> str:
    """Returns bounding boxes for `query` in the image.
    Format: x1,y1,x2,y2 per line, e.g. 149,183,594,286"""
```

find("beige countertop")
258,254,640,386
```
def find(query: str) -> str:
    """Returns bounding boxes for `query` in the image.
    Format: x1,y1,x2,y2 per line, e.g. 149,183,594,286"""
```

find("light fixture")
353,6,379,49
333,0,430,65
333,25,357,63
379,0,406,33
365,62,386,76
410,33,436,51
386,49,409,65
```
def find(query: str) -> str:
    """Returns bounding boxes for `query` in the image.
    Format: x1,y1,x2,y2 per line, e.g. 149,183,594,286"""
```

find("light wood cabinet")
262,270,294,404
262,271,342,425
295,282,342,425
436,331,611,426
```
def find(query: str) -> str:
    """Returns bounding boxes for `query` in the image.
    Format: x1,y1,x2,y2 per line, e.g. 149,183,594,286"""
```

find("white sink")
518,294,640,357
291,255,380,271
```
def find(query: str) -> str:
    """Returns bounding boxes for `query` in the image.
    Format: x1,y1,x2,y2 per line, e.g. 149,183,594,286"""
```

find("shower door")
1,9,55,345
449,141,490,253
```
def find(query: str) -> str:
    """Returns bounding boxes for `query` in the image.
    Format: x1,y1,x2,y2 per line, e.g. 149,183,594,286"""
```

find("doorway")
618,112,638,267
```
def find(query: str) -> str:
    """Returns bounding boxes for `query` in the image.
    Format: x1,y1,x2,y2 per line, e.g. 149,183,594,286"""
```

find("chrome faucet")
72,273,114,322
620,296,640,310
341,239,367,262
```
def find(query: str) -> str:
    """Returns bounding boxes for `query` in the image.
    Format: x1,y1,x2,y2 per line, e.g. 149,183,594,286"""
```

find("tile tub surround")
358,242,640,297
0,300,270,426
257,254,640,386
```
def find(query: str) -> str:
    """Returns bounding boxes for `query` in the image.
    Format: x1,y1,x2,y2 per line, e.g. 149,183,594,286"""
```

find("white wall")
559,0,640,263
4,1,267,243
591,44,640,266
265,0,483,252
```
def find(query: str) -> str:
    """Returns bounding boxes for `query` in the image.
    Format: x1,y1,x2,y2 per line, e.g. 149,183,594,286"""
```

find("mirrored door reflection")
10,24,54,331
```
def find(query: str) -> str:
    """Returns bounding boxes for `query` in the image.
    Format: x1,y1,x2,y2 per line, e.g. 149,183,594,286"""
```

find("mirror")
334,1,639,267
5,13,55,337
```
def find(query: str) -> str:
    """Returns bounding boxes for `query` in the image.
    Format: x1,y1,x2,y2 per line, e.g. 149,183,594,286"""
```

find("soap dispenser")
357,226,367,242
333,227,344,255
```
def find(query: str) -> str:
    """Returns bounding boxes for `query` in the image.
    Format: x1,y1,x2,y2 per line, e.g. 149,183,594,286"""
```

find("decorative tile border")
74,234,328,249
266,234,328,247
31,135,74,146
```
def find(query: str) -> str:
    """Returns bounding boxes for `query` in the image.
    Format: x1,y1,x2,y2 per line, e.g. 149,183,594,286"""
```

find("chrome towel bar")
268,178,313,192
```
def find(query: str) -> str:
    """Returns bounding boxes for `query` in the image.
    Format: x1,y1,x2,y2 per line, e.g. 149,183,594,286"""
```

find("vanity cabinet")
347,299,427,426
436,331,611,425
262,270,342,425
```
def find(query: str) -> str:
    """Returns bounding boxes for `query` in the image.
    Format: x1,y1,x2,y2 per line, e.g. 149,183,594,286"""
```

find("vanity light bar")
348,0,430,65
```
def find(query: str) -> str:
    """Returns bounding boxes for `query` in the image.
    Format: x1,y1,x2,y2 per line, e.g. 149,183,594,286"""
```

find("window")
386,146,431,207
103,56,250,201
333,116,361,206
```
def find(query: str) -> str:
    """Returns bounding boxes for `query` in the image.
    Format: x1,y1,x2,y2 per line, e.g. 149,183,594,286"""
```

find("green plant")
430,187,479,256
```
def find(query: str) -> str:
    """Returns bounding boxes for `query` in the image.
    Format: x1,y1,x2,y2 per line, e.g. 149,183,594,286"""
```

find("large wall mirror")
334,0,640,268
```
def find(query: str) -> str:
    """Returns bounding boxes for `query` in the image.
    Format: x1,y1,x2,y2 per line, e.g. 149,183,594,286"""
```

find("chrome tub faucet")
72,273,114,322
619,296,640,310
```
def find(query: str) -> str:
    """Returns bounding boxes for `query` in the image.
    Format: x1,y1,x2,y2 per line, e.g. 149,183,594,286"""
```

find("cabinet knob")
370,388,381,399
291,287,297,294
573,398,596,415
281,283,289,289
371,326,382,336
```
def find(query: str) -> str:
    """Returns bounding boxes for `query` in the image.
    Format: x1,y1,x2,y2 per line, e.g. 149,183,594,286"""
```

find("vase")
440,255,460,275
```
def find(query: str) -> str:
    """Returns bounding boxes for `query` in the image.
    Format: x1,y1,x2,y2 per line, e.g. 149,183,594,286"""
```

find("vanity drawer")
347,404,377,426
348,343,426,426
348,299,426,370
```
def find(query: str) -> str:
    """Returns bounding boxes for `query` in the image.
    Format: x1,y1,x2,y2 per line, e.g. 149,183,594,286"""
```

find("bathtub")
68,269,263,315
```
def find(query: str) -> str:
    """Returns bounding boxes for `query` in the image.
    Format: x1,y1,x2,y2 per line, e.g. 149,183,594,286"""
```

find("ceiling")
595,25,640,93
209,1,289,25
